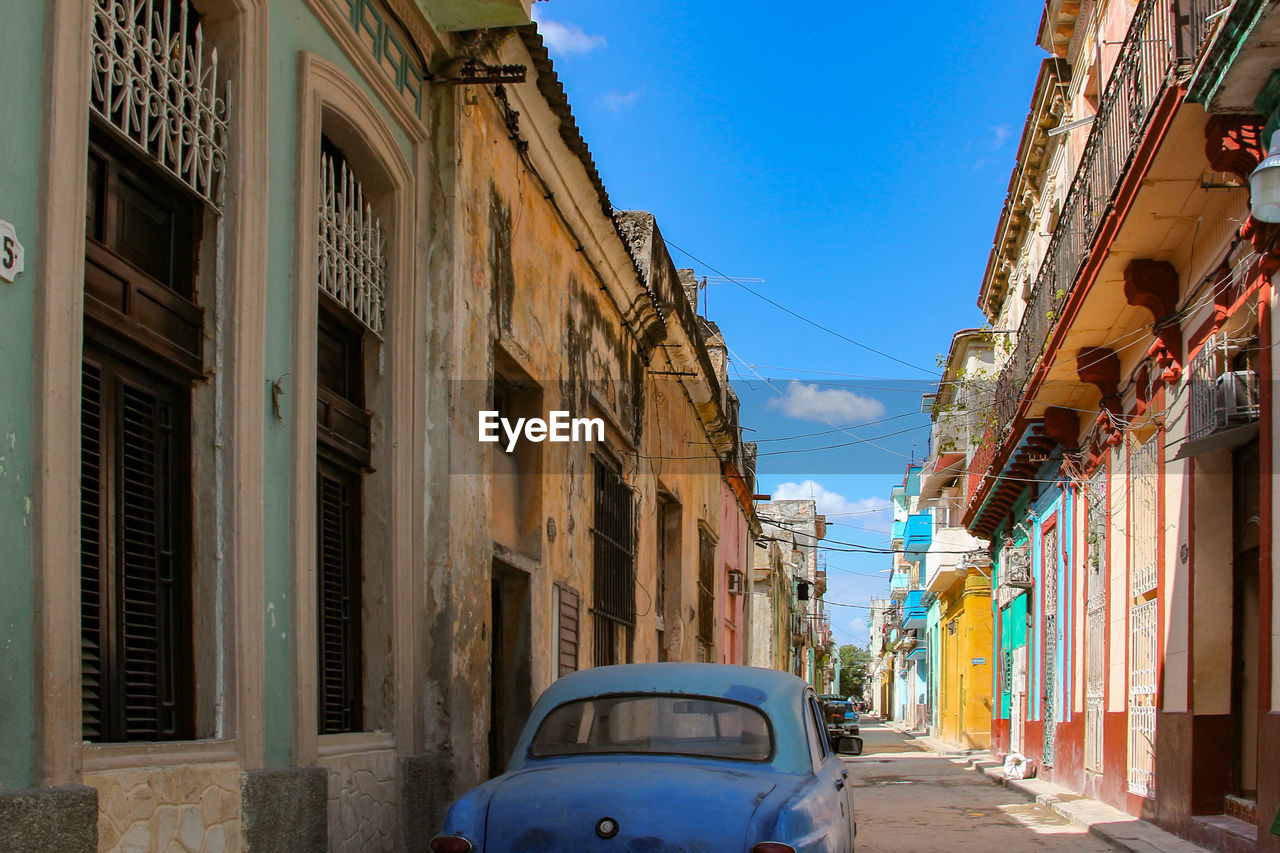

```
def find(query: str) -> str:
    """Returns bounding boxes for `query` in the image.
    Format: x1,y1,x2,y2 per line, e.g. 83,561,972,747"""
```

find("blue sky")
531,1,1045,644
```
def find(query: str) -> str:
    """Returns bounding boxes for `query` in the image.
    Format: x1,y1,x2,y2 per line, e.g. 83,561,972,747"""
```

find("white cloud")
991,123,1011,148
602,90,640,112
767,381,885,423
532,12,606,55
844,616,869,641
770,481,889,518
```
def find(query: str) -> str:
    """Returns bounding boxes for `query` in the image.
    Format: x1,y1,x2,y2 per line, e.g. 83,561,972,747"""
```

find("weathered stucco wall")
425,31,743,794
0,0,45,791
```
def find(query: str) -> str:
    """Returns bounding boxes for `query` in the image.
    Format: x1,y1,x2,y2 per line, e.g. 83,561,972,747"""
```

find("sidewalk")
883,721,1211,853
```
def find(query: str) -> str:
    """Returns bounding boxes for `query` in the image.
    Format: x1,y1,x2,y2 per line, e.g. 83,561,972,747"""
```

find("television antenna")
699,275,765,316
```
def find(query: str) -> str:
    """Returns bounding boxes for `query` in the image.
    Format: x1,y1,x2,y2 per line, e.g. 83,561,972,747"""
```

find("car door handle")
835,779,845,790
841,769,849,779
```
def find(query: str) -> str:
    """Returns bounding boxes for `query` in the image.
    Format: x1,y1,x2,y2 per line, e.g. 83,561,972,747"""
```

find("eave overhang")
964,420,1057,540
978,59,1070,320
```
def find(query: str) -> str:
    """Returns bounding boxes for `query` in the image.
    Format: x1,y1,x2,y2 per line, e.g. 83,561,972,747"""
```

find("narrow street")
847,719,1114,852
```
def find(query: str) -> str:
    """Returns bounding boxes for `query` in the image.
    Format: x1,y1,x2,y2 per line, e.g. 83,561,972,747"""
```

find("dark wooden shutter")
80,360,105,742
81,127,199,743
697,530,715,656
317,461,362,734
118,380,187,739
81,353,193,742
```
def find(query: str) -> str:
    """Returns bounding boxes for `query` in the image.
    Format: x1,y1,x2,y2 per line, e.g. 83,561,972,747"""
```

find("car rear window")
530,694,773,761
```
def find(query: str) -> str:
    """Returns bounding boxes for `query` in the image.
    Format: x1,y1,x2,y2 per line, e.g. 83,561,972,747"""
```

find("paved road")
844,718,1114,852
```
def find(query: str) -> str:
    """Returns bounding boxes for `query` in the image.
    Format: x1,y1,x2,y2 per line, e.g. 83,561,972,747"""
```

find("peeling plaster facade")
0,0,762,850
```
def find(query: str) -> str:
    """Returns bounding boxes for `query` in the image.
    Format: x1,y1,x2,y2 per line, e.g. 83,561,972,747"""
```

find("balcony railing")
1185,332,1260,444
903,513,933,557
991,0,1218,437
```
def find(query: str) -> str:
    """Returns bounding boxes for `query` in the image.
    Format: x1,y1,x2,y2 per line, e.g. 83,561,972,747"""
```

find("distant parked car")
817,695,859,742
431,663,863,852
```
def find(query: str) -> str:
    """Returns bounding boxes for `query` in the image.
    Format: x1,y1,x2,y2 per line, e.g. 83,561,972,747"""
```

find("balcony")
414,0,533,31
925,527,986,592
791,613,812,647
990,0,1217,440
997,540,1033,607
904,465,922,497
1177,332,1260,456
903,513,933,559
889,568,912,601
902,590,928,630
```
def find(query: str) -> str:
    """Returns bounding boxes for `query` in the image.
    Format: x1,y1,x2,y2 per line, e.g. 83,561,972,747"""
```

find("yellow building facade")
934,570,993,750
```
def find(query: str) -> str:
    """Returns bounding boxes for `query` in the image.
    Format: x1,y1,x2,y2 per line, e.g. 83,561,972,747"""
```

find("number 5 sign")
0,220,25,283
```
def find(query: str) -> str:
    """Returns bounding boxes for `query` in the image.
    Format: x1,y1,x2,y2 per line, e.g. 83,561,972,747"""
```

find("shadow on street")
843,719,1113,852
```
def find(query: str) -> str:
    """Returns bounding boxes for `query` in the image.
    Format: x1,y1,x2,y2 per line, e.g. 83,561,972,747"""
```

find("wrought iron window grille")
318,150,388,337
1000,538,1034,591
90,0,229,206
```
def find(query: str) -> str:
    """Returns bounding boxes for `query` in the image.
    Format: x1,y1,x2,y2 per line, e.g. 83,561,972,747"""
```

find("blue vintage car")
431,663,862,852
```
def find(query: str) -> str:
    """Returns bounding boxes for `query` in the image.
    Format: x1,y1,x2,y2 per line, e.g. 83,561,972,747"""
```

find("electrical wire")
663,239,942,377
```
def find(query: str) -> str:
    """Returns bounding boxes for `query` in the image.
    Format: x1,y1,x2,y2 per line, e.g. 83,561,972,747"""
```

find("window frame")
590,452,636,667
79,128,204,744
288,51,422,761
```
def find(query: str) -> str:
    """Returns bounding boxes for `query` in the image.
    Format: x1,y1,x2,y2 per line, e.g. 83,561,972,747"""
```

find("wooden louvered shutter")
557,585,579,677
81,352,193,742
317,461,362,734
118,380,188,739
81,360,106,741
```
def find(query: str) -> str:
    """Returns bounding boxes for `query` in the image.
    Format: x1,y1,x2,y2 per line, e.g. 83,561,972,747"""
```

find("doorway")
489,560,531,778
1231,439,1260,798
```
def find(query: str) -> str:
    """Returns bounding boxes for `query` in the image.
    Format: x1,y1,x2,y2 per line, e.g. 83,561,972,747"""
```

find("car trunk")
483,760,776,851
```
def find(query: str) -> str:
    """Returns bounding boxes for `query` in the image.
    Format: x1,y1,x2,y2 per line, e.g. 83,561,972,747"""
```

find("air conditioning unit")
1213,370,1259,428
727,570,744,596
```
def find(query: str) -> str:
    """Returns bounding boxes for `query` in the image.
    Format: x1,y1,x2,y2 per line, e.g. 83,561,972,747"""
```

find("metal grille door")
1127,435,1159,796
1128,599,1157,796
1011,647,1027,756
1085,469,1107,775
1129,436,1158,596
1042,524,1059,767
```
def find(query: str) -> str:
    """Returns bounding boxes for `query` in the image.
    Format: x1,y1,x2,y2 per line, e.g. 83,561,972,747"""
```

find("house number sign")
0,220,24,283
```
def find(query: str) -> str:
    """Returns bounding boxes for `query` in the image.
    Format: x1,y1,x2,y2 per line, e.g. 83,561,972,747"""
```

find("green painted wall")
0,0,46,789
262,2,416,765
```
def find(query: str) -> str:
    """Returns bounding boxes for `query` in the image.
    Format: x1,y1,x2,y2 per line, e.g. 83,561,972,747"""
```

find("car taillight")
751,844,797,853
429,836,474,853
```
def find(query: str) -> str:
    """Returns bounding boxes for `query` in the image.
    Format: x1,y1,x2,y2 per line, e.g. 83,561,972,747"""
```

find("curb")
947,752,1211,853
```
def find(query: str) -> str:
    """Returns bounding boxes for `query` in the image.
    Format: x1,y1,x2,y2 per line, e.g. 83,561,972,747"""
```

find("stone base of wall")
86,761,242,853
319,748,398,852
240,767,327,853
399,753,453,853
0,784,98,852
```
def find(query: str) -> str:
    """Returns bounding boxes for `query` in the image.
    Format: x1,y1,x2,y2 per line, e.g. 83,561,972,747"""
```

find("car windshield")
530,693,773,761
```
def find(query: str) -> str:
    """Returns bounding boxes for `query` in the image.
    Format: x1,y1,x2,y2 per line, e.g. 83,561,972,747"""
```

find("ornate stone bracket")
1205,115,1265,184
1042,406,1080,451
1123,258,1182,383
1241,215,1280,278
1077,346,1123,448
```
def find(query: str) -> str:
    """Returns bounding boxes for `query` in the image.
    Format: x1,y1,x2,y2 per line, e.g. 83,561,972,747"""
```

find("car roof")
508,663,817,775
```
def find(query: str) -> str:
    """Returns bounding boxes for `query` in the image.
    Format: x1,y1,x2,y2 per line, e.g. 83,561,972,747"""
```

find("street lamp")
1249,129,1280,223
